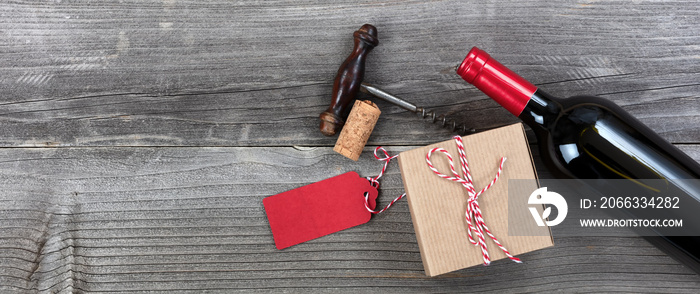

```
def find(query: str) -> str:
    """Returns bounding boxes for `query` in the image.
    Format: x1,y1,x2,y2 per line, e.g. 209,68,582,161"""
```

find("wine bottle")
457,47,700,273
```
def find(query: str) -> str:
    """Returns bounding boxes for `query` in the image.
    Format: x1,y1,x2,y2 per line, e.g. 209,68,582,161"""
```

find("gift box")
398,123,553,276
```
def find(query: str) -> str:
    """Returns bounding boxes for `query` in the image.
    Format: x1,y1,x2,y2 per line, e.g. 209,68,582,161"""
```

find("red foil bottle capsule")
457,47,537,116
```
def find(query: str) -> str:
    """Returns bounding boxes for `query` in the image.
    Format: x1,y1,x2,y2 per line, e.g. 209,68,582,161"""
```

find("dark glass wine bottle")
457,47,700,273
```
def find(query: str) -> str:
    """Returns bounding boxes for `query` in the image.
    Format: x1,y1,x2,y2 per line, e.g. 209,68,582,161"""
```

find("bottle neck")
519,89,563,130
457,47,539,116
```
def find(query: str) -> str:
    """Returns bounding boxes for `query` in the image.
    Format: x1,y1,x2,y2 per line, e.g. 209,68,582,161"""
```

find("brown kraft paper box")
398,123,553,277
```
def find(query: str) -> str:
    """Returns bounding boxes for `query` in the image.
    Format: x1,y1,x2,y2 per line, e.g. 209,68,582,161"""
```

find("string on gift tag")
363,147,406,214
426,135,521,265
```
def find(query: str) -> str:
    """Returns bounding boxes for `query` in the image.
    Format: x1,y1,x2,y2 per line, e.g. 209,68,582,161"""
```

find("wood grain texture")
1,0,700,292
1,146,700,293
0,0,697,147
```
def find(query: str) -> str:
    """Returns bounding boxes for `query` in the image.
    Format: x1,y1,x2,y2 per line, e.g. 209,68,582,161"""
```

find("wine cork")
334,100,381,161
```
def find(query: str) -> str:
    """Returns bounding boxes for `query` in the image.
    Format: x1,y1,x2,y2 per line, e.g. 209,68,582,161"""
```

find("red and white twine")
363,147,406,214
426,135,521,265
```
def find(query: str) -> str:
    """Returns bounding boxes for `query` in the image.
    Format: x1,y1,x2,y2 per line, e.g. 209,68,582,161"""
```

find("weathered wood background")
1,0,699,292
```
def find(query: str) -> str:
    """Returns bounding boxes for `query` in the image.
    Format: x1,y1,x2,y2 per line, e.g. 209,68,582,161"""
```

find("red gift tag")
263,171,378,249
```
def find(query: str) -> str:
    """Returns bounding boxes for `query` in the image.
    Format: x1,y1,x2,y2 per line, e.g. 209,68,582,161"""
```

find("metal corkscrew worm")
360,83,476,134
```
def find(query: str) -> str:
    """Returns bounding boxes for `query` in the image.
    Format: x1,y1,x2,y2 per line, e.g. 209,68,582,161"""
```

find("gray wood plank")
1,146,700,292
0,0,698,147
2,0,700,293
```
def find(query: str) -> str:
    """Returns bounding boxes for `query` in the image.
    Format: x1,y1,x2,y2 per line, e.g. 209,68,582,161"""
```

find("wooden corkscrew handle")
319,24,379,136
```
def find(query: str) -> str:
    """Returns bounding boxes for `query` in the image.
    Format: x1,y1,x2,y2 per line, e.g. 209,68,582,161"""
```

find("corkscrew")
359,83,475,134
319,24,475,136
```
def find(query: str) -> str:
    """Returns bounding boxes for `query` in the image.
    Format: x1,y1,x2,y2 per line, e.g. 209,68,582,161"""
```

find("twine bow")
425,135,521,265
